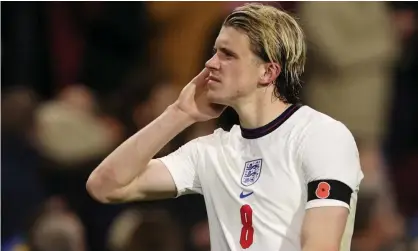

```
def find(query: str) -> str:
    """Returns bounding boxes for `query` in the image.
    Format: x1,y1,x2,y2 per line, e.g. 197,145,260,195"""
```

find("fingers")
193,68,210,84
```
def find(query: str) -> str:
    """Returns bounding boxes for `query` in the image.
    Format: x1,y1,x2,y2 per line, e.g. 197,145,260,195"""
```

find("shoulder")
190,125,240,148
296,106,354,142
290,106,357,157
297,108,363,189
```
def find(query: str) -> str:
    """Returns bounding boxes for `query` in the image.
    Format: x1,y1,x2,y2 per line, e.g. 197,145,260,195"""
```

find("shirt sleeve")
158,137,203,197
301,121,363,210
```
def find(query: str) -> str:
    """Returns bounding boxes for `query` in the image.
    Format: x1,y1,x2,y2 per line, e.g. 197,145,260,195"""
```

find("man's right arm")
87,68,223,203
86,105,194,203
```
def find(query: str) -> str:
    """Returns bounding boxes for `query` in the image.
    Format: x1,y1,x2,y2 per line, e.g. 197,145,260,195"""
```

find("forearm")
301,229,342,251
87,105,194,196
302,246,339,251
301,207,348,251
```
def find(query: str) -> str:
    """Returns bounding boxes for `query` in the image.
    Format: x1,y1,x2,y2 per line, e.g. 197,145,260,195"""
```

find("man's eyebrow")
214,46,239,58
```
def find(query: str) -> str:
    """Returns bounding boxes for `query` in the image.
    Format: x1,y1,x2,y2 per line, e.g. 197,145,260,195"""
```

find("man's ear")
259,63,281,86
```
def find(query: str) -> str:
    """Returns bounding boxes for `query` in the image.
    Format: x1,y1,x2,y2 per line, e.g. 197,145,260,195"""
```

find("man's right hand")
87,68,225,203
174,68,226,122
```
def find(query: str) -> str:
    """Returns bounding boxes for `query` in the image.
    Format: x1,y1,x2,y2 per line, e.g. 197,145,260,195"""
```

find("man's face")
205,26,264,106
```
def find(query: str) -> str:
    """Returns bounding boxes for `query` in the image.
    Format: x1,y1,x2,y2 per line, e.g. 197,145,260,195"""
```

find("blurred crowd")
1,2,417,251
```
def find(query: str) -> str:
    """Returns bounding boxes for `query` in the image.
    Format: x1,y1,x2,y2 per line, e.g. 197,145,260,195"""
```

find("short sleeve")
158,138,203,197
301,121,363,210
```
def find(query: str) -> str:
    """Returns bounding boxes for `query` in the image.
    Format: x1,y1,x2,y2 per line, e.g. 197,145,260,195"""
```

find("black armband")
307,179,353,205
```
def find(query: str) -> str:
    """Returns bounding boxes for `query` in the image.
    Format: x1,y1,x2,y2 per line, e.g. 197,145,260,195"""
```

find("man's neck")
232,89,291,129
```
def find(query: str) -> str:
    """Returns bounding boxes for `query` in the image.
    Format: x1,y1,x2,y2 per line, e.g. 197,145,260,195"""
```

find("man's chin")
207,92,228,106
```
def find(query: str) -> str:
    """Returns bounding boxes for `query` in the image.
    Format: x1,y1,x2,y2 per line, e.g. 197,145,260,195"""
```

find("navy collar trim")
240,103,303,139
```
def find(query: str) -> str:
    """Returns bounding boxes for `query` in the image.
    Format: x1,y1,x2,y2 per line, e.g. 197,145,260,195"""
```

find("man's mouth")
208,76,221,82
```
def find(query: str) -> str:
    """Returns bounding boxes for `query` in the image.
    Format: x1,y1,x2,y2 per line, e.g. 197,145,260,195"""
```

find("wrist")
165,103,196,127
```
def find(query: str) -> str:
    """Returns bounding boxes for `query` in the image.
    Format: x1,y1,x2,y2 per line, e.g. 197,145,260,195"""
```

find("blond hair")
224,3,306,103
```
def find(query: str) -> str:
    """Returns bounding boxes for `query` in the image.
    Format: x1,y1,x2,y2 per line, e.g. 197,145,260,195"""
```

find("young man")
87,3,363,251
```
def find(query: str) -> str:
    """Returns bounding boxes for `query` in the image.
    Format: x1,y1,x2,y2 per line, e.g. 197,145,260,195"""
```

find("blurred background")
1,1,417,251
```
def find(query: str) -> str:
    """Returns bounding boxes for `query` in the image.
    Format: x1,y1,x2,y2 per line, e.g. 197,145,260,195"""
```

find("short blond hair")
224,3,306,103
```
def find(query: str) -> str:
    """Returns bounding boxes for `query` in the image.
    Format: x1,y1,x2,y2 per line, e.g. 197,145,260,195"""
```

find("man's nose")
205,54,220,70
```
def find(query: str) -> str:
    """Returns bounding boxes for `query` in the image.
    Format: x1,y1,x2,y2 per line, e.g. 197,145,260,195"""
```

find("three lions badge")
241,159,263,186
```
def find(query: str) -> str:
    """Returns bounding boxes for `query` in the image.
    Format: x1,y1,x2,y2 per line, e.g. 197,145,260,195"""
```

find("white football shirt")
158,104,363,251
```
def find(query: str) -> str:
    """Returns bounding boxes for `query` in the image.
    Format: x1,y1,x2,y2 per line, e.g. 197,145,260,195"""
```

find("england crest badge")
241,159,263,186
